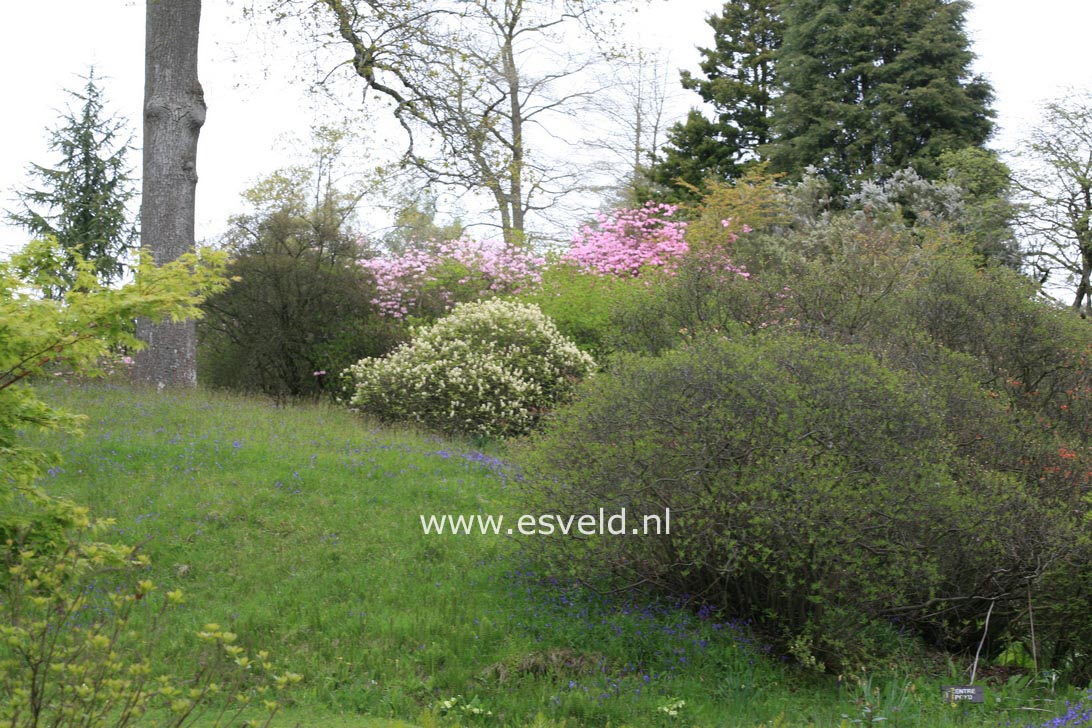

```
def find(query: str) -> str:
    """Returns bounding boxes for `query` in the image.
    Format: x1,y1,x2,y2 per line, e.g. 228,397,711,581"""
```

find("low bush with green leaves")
346,299,595,438
517,262,646,360
603,223,1092,678
2,540,301,728
517,331,1091,671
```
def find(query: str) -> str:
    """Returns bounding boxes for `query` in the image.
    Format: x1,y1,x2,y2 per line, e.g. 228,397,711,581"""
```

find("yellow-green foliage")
2,238,229,547
683,166,790,248
1,542,301,727
0,239,302,726
518,262,645,361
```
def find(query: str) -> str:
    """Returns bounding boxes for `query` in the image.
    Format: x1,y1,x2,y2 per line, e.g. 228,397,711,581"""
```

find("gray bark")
134,0,205,388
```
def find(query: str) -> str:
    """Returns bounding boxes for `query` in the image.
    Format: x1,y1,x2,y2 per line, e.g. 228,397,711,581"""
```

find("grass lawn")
18,381,1089,727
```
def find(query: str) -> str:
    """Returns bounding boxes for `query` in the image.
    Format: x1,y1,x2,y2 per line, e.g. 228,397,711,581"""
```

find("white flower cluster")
346,299,595,438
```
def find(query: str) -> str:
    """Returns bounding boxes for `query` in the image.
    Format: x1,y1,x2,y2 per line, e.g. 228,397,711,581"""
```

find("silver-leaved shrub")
346,299,595,438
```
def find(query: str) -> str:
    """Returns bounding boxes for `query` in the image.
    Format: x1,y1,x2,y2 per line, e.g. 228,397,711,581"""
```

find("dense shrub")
602,222,1092,674
518,331,1090,670
198,169,404,398
347,299,595,438
517,262,647,360
606,248,788,357
198,241,401,398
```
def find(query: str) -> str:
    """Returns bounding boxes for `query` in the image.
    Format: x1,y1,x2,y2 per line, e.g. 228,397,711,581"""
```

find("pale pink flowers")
564,202,689,277
361,238,545,319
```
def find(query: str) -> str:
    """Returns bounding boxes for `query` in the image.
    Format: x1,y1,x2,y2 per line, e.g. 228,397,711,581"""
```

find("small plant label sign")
942,685,984,703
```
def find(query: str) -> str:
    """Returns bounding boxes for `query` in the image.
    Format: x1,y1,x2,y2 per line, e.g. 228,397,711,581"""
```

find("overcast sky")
1,0,1091,254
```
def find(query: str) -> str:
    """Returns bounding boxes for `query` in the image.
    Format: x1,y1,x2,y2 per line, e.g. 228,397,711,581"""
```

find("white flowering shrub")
346,299,595,438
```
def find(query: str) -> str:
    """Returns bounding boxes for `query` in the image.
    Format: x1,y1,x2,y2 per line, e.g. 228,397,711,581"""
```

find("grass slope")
23,382,1088,728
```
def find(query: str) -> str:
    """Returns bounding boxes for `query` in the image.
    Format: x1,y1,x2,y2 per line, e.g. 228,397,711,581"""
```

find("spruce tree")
769,0,994,192
8,69,137,297
649,1,782,199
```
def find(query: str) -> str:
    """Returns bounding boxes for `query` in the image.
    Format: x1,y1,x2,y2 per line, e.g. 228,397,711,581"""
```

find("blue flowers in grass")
501,566,765,708
1028,691,1092,727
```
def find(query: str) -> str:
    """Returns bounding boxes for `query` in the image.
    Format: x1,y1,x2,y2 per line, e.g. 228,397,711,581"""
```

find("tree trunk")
134,0,205,388
502,34,524,247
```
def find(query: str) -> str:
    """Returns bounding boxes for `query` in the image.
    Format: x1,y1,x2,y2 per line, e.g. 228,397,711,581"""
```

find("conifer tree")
769,0,994,191
7,69,136,297
650,1,782,199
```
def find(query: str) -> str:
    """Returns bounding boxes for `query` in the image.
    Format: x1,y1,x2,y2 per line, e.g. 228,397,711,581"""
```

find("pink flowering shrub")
362,238,545,320
564,202,689,277
564,202,751,281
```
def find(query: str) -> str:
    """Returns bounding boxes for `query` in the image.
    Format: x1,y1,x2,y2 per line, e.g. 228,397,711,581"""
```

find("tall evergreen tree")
650,1,782,199
769,0,994,192
7,69,137,297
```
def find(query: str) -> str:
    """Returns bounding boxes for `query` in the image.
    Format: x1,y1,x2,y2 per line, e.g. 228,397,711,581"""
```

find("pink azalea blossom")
564,202,689,277
361,238,545,319
565,203,750,280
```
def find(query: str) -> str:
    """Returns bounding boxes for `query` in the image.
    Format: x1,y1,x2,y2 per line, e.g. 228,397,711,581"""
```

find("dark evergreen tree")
7,69,137,297
769,0,994,192
649,1,782,199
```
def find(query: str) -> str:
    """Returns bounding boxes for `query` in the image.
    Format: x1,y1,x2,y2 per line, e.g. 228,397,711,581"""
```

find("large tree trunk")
134,0,205,388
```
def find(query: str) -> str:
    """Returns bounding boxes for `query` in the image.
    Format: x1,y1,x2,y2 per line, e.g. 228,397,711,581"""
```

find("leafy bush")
517,332,1089,670
199,240,402,399
605,225,1092,674
517,262,646,361
2,541,301,728
680,167,787,251
347,299,595,438
199,167,403,398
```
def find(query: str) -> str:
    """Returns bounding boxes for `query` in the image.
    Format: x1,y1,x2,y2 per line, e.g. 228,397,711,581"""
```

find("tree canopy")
652,0,995,199
650,0,782,198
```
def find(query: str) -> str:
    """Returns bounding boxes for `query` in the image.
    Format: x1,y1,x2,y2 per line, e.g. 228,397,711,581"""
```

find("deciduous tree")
1016,93,1092,313
134,0,206,388
584,50,676,207
275,0,625,246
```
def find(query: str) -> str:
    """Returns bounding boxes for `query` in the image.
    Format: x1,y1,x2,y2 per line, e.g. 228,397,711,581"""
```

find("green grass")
19,382,1089,727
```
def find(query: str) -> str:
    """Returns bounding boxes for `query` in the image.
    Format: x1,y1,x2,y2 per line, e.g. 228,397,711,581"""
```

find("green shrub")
604,231,1092,676
198,244,404,399
347,299,595,438
518,262,645,360
198,166,406,399
607,248,793,357
517,332,1088,669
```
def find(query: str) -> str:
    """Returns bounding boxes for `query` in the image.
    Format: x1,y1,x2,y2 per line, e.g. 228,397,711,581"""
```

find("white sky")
1,0,1090,255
